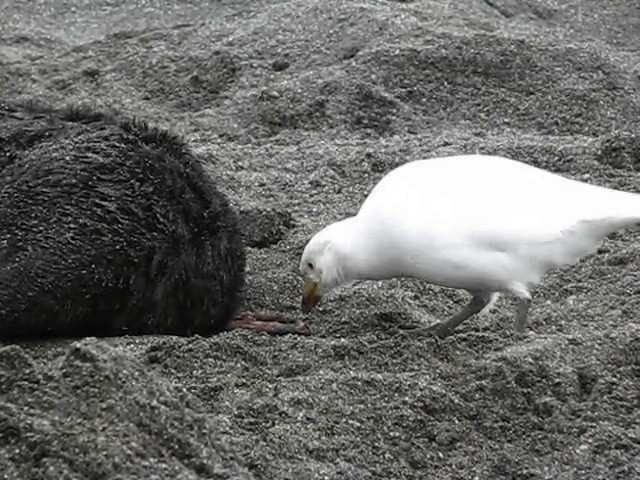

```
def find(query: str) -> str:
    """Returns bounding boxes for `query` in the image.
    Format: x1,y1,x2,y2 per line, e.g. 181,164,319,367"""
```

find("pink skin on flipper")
229,311,311,335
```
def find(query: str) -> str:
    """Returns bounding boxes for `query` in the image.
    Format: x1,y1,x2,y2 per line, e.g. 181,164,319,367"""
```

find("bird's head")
299,221,351,313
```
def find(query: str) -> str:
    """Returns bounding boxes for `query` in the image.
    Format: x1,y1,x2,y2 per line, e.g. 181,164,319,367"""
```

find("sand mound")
0,339,252,478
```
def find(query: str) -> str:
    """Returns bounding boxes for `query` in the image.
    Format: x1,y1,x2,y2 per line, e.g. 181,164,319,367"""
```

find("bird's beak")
302,278,321,313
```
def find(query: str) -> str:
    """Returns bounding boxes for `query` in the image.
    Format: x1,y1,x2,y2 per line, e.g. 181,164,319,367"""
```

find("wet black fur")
0,101,246,340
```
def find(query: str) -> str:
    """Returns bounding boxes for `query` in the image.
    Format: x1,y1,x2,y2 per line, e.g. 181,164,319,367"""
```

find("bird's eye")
307,262,314,269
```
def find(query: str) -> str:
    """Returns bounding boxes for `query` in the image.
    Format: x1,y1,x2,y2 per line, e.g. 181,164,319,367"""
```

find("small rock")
595,132,640,170
239,207,295,249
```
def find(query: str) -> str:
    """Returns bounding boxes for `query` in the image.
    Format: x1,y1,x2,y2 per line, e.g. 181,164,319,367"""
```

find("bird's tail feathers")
597,188,640,230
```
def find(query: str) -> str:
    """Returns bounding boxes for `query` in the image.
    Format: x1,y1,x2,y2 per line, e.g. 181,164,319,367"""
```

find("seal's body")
0,102,245,339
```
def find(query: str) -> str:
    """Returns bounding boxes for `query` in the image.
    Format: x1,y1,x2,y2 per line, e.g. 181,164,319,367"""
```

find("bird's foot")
424,321,455,338
396,322,454,339
229,311,311,335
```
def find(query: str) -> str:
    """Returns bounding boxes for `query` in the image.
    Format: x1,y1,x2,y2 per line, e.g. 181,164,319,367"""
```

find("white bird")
299,154,640,337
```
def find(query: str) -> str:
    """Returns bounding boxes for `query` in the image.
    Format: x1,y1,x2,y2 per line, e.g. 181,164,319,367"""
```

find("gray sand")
1,0,639,478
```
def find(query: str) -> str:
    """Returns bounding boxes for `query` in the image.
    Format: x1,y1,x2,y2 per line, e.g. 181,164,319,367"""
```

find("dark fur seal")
0,101,249,339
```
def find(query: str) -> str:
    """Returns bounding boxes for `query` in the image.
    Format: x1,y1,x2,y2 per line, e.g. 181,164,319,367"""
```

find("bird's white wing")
356,155,640,288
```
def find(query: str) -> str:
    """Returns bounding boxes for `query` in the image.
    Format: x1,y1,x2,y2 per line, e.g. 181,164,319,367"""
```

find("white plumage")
299,154,640,336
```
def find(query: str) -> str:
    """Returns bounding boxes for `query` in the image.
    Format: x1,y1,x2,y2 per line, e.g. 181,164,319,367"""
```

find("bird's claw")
424,322,453,338
395,322,453,339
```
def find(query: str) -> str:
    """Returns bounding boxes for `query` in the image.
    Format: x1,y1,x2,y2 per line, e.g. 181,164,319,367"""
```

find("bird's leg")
515,298,532,333
228,311,311,335
426,292,493,338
